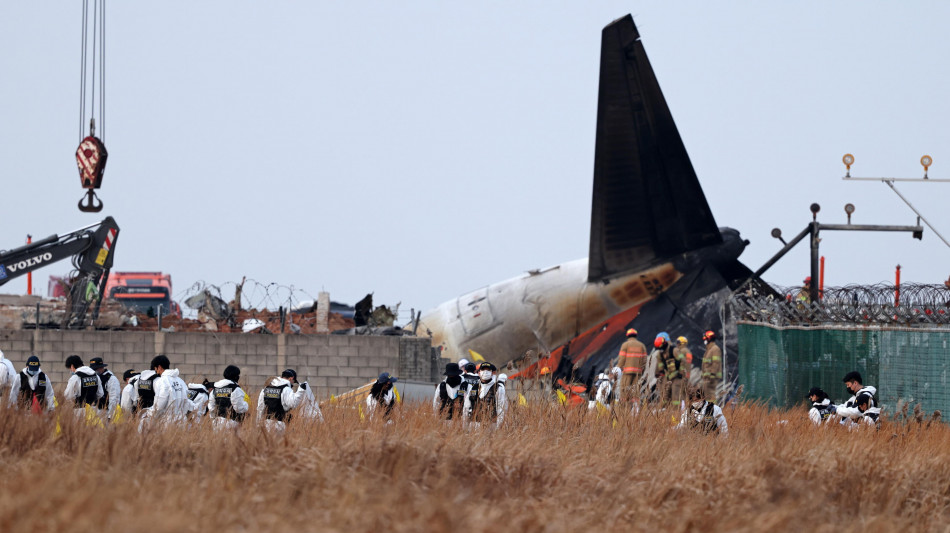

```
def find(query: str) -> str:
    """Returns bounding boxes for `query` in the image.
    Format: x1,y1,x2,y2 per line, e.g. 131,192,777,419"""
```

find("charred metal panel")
588,15,721,282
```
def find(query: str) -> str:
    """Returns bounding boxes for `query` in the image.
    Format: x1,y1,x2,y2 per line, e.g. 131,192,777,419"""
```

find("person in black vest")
17,356,54,413
463,362,507,429
807,387,836,426
135,368,160,418
209,365,249,430
677,388,728,436
90,357,121,421
186,379,214,419
835,371,878,427
587,369,617,412
432,363,465,421
366,372,398,421
119,369,140,419
257,369,306,431
64,355,103,416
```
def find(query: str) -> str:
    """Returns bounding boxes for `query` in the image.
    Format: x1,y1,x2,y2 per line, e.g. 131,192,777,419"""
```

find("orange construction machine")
102,272,181,318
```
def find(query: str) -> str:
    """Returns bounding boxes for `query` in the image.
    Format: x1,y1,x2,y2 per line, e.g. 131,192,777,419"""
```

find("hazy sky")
2,2,948,320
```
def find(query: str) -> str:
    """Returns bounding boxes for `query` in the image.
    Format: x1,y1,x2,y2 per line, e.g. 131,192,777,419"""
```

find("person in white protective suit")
16,356,55,412
677,388,728,436
463,362,507,429
257,369,307,431
89,356,122,421
366,372,398,421
434,363,465,420
290,370,323,422
64,355,103,416
208,365,249,430
588,367,621,411
119,369,141,415
186,380,213,419
0,349,19,405
806,387,836,426
836,371,880,428
151,355,193,427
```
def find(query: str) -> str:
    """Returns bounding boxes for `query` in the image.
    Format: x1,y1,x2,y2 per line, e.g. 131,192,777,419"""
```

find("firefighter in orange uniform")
701,330,723,402
672,336,693,407
616,329,647,403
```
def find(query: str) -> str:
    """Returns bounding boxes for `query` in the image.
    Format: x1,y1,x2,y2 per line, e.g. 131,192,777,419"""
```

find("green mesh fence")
737,322,950,414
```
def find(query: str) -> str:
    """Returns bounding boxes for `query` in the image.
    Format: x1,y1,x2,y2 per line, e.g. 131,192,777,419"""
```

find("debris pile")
128,307,355,334
0,293,355,333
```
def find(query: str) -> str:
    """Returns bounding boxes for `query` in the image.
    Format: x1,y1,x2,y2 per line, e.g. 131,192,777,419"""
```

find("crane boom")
0,217,119,328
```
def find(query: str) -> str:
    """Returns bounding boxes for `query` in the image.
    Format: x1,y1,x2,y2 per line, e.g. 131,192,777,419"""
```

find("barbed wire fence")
726,282,950,327
174,280,416,324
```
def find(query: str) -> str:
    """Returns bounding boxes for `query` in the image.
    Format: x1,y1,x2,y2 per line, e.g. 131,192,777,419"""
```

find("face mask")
27,368,38,376
479,370,492,381
692,400,704,409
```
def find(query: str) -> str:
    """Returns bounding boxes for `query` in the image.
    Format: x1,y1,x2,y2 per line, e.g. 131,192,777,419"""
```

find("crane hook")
78,190,103,213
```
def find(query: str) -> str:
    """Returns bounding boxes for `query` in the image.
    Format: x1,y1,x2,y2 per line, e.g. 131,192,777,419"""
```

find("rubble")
0,294,355,333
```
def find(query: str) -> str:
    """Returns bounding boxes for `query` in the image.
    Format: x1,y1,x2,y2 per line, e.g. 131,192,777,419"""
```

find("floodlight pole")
734,207,923,301
843,176,950,250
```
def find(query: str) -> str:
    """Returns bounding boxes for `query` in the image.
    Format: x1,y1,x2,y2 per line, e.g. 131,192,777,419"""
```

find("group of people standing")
0,349,322,430
579,328,729,435
613,328,723,407
432,359,508,428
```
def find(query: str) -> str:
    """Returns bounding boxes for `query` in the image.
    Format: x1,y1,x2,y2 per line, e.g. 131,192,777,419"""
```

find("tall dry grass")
0,399,947,533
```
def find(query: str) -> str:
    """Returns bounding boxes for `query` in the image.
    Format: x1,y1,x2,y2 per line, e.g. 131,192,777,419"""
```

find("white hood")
162,368,180,378
267,377,292,387
75,365,95,374
139,370,156,380
858,385,877,397
214,378,238,388
187,383,209,392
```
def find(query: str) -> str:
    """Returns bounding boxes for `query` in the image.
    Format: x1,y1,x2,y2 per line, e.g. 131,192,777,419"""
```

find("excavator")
0,217,119,328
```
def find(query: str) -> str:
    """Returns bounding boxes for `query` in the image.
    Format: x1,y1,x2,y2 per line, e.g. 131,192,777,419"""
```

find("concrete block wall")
0,329,432,397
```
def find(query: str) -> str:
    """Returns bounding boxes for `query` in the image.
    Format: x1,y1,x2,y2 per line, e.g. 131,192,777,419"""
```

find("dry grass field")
0,399,947,533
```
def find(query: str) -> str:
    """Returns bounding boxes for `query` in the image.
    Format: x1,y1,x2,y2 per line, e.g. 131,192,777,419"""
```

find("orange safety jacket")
618,338,647,375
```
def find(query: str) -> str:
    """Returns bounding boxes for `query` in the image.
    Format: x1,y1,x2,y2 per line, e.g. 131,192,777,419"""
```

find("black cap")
89,357,107,369
842,371,862,384
806,387,826,399
281,368,297,380
27,355,40,368
444,363,462,377
478,362,496,372
123,369,140,381
377,372,397,384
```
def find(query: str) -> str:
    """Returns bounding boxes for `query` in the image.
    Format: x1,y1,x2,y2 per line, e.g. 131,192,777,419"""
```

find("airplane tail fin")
588,15,721,282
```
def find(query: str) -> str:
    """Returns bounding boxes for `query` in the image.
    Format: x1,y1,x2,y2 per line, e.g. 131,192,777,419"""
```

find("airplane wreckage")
416,14,773,389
